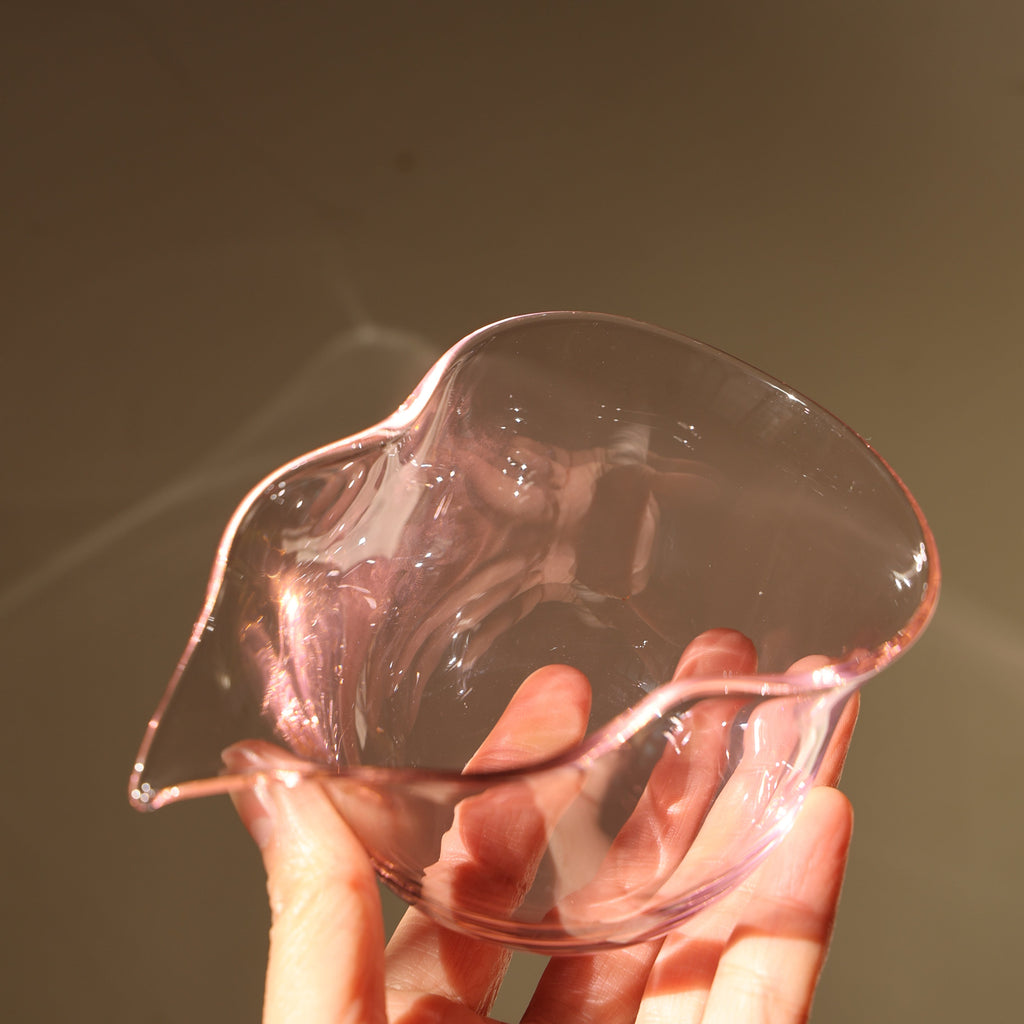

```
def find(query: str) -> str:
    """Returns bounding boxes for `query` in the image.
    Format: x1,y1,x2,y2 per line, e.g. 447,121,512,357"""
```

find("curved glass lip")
373,815,801,953
130,311,941,809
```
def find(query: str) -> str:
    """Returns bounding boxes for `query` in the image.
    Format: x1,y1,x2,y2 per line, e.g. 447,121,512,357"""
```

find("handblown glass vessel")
130,312,938,952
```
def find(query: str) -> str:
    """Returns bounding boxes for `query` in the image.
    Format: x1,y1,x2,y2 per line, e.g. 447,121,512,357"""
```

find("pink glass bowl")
130,312,939,953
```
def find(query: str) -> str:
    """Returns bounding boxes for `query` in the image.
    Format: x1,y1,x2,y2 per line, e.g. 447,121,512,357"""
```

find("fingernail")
222,744,277,851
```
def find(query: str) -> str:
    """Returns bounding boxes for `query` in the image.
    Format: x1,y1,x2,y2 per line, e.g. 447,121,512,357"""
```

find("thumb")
224,744,388,1024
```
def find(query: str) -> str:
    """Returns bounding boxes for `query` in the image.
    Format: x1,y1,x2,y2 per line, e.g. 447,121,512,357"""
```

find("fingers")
635,787,852,1024
639,652,854,907
524,632,856,1024
224,744,388,1024
631,653,858,1023
700,786,854,1024
550,629,756,926
522,629,756,1024
384,664,591,1018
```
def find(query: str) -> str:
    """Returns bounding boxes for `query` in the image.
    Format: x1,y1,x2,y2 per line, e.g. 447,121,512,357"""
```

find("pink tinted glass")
130,312,938,952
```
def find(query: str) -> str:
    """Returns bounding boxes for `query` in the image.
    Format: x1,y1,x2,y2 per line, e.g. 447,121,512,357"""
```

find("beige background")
2,3,1020,1020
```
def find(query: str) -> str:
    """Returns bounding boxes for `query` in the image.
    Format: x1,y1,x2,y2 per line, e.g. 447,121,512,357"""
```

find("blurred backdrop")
2,2,1020,1021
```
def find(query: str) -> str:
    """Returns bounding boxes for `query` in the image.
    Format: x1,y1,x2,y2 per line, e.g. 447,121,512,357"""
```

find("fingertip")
467,664,592,771
519,663,593,722
674,628,757,678
786,653,833,674
802,783,854,835
223,743,277,852
817,693,860,788
779,658,861,789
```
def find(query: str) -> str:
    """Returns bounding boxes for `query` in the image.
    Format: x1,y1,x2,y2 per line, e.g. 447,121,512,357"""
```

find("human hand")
227,631,857,1024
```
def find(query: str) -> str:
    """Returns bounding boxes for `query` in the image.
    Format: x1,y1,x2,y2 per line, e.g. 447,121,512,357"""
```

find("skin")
228,632,859,1024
